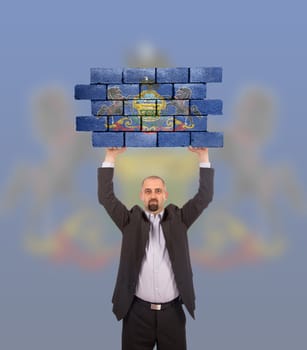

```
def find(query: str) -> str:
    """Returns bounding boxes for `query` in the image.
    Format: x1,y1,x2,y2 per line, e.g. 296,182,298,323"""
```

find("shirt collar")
145,209,164,220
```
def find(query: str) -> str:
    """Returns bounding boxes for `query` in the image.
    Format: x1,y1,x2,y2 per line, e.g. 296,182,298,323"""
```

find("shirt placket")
151,214,161,301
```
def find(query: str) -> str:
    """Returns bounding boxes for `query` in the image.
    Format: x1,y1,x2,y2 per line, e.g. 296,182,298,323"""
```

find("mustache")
149,199,158,203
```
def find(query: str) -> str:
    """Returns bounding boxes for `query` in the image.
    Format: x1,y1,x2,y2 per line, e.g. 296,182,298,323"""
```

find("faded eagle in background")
1,42,305,270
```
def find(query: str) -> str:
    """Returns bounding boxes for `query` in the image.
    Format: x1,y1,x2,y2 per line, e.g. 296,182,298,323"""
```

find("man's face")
140,178,168,214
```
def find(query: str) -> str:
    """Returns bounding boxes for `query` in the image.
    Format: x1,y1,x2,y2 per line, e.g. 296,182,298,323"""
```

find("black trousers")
122,297,187,350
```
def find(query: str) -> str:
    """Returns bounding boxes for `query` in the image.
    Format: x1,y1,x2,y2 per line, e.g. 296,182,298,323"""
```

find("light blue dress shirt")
135,211,179,303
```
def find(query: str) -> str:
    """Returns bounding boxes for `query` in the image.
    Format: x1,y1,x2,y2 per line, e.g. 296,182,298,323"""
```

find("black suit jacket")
98,167,214,321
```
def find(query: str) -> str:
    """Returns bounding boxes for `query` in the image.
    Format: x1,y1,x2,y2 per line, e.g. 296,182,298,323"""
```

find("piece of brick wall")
75,67,223,147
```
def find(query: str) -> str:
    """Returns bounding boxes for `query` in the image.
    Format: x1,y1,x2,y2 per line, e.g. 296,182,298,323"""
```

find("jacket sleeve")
97,167,130,232
180,167,214,228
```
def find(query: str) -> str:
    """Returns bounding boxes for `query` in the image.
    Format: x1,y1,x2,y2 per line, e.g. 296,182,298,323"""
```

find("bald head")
141,175,166,188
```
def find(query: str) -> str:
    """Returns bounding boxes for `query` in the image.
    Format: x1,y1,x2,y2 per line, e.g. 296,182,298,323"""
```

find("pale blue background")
1,0,306,349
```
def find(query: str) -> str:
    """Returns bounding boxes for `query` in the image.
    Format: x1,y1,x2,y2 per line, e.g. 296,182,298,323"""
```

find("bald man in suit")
98,147,214,350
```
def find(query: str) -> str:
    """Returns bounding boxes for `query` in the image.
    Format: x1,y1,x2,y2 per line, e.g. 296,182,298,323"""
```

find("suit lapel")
161,209,174,257
139,212,150,256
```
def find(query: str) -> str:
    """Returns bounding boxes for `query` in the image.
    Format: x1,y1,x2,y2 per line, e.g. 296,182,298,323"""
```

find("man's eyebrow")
144,187,163,191
144,187,162,190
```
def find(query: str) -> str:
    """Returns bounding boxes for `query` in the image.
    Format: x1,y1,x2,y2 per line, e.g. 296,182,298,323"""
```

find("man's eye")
155,189,162,194
145,189,151,194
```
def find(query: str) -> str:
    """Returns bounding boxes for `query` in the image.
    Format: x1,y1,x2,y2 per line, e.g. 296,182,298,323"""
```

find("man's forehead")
142,178,164,188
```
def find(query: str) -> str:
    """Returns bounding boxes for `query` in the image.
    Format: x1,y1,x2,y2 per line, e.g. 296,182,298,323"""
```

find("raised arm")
98,147,129,231
180,147,214,228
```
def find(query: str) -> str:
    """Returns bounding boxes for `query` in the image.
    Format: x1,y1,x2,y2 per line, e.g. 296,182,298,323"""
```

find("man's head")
140,176,168,214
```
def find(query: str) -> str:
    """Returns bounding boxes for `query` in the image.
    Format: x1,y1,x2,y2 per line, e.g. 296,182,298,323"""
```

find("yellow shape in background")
132,89,166,120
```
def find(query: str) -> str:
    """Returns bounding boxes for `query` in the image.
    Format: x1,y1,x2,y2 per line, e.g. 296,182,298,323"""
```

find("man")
98,147,214,350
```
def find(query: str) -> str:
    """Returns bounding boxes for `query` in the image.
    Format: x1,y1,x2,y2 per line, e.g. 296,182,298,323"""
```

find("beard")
148,200,159,212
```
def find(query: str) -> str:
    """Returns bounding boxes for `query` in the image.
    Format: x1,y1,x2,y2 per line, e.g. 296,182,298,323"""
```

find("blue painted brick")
125,132,157,147
142,116,174,131
174,84,206,100
76,116,107,131
174,116,207,131
90,68,122,84
92,100,123,116
74,84,106,100
156,68,189,83
158,132,190,147
123,68,155,83
140,84,173,99
189,67,222,83
160,100,189,115
190,99,223,115
124,100,156,116
92,132,124,147
76,66,224,148
107,84,139,100
108,116,141,131
191,132,224,147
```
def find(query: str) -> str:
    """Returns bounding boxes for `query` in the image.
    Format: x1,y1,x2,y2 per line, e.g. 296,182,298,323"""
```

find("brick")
92,100,123,116
174,116,207,131
74,84,106,100
142,116,174,131
123,68,155,83
174,84,206,99
160,100,189,115
108,116,141,131
156,68,189,83
125,132,157,147
189,67,222,83
92,132,124,147
156,99,168,115
76,116,107,131
190,132,224,147
75,66,224,149
158,132,190,147
124,100,156,116
107,84,139,100
140,84,173,99
190,99,223,115
90,68,122,84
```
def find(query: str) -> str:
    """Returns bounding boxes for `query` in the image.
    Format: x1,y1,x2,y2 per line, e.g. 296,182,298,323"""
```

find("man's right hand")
103,147,127,163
